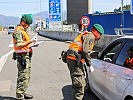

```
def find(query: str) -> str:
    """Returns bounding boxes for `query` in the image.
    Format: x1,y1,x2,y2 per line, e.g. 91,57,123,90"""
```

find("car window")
100,42,122,63
115,40,133,69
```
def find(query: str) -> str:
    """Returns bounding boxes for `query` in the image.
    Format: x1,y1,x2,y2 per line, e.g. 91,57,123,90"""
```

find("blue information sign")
49,2,55,13
49,0,60,2
49,2,61,14
55,3,61,13
49,15,61,21
49,0,54,2
55,0,60,2
49,0,61,21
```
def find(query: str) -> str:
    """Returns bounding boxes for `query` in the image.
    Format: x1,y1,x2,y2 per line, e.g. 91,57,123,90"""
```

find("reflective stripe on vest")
67,55,86,63
13,26,31,53
67,55,77,60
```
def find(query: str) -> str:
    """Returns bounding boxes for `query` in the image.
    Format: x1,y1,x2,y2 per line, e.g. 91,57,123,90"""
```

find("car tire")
127,98,133,100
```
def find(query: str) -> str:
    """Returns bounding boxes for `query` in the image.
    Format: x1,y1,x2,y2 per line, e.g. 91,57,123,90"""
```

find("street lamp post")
121,0,124,29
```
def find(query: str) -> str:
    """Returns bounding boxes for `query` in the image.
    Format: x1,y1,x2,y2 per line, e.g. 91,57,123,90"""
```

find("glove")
89,65,94,72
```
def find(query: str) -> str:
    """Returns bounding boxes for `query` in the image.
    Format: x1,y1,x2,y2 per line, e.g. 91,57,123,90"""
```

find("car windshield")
9,27,14,29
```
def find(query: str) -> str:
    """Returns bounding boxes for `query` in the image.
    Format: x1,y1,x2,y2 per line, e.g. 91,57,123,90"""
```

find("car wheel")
127,97,133,100
128,98,133,100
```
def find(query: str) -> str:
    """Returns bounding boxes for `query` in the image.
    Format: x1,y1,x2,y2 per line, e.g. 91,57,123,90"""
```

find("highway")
0,31,99,100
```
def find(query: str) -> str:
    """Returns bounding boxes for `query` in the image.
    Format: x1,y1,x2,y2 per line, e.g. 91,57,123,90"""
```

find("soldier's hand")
89,65,94,72
30,38,37,43
31,39,36,43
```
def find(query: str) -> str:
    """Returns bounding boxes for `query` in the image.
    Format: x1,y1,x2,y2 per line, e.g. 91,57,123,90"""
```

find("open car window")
115,40,133,69
100,41,122,63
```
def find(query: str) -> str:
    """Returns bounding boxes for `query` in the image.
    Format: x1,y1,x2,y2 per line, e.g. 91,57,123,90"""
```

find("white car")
8,25,15,34
86,35,133,100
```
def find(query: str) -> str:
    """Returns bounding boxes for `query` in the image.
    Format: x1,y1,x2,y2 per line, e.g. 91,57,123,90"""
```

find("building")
66,0,88,25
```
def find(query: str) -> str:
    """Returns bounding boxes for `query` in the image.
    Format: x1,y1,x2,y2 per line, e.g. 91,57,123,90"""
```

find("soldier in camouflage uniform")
12,14,36,100
67,24,104,100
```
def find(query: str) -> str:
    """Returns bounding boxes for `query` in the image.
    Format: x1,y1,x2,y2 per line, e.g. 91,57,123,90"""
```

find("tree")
114,4,130,12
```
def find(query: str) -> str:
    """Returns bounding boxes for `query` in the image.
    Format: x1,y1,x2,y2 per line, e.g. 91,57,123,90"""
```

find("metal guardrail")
114,28,133,36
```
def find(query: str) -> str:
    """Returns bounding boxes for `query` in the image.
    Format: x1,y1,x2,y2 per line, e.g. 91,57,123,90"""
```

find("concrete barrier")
38,30,121,50
38,30,79,41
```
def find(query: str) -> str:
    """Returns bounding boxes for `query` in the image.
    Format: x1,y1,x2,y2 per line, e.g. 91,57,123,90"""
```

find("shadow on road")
0,96,16,100
83,91,100,100
62,85,100,100
62,85,72,100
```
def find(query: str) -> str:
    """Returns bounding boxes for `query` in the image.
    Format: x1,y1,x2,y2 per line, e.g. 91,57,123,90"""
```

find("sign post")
131,0,133,14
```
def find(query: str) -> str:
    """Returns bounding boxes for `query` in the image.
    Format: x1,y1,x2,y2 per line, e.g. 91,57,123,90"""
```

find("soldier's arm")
13,31,33,48
82,34,94,66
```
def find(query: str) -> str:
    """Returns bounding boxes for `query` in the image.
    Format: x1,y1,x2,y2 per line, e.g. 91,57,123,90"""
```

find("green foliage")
0,26,2,31
114,4,130,12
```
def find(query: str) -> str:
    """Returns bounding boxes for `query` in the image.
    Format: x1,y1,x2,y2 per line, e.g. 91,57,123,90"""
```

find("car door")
89,39,123,99
104,40,133,100
89,59,111,99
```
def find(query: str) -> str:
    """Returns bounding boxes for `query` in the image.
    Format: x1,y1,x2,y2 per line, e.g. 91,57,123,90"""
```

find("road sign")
49,0,61,21
80,16,90,26
49,15,61,21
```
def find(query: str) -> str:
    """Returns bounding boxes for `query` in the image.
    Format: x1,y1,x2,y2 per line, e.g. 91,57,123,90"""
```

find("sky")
0,0,130,17
93,0,130,12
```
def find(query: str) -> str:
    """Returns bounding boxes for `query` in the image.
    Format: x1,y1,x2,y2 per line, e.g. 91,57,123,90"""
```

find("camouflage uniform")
67,32,95,100
13,26,32,99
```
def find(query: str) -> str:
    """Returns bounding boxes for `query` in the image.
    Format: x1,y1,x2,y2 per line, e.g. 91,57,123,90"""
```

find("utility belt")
13,52,32,58
67,49,84,65
12,52,32,69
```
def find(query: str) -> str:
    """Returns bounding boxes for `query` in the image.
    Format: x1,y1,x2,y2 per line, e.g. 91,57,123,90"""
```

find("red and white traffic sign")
80,16,90,26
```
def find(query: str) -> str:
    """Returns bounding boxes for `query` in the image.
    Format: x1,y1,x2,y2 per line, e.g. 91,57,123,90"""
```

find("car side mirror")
89,51,99,58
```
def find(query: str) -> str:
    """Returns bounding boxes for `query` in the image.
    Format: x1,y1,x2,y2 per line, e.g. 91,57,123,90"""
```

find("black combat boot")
24,94,33,99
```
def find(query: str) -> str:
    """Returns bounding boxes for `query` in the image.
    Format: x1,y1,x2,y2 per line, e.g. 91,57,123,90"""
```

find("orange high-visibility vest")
124,58,133,69
67,32,94,61
13,26,32,53
69,32,94,52
69,33,83,52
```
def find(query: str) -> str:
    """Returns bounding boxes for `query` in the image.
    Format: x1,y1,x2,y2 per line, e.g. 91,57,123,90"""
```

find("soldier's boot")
24,94,33,99
16,93,25,100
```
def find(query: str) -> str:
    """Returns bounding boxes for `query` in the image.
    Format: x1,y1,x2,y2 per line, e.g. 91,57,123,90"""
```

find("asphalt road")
0,31,99,100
